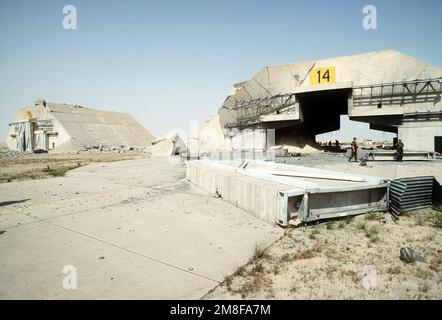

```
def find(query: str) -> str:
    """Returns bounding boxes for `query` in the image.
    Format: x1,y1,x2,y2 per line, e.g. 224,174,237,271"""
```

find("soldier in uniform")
335,139,340,152
397,139,404,161
348,137,358,162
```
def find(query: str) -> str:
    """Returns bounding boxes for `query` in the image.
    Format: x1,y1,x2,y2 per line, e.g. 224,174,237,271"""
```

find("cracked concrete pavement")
0,157,282,299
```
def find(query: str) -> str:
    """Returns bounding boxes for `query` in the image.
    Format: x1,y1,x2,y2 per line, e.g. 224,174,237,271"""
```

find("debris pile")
271,144,323,155
198,114,225,154
400,247,426,263
145,133,186,157
79,144,145,153
0,150,33,159
0,145,147,158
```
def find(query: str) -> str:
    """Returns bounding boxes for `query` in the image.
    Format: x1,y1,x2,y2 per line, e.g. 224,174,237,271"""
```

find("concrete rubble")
79,144,146,154
145,133,186,157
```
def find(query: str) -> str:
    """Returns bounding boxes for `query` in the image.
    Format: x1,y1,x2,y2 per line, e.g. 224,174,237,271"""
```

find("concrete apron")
186,160,389,226
0,158,283,299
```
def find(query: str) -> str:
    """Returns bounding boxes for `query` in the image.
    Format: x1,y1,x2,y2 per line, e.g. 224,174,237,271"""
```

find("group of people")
348,137,404,162
327,139,340,152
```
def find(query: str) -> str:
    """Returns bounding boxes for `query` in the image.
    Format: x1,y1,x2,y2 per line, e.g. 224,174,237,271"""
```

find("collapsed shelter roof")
7,100,155,152
219,49,442,127
45,102,155,146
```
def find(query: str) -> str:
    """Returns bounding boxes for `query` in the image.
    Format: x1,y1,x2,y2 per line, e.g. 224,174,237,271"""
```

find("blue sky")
1,0,441,142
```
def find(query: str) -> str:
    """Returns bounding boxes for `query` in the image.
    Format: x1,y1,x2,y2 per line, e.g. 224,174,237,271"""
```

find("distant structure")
5,99,155,152
215,49,442,153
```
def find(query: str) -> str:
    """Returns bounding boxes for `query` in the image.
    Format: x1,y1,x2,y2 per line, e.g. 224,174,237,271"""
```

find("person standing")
397,139,404,161
335,139,340,152
348,137,358,162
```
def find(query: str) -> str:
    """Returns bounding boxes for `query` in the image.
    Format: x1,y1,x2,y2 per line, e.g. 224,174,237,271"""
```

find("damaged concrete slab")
186,159,389,226
0,158,283,299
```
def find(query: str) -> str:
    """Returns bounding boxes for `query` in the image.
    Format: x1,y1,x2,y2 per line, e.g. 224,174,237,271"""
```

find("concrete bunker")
217,50,442,154
5,99,155,153
272,88,351,147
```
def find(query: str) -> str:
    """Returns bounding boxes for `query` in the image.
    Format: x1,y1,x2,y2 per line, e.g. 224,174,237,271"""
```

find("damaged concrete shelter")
3,50,441,227
5,99,155,153
146,134,187,157
185,49,442,226
191,50,442,156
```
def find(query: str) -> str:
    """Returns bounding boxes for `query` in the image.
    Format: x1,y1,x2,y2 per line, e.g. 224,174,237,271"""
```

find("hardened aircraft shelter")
218,50,442,153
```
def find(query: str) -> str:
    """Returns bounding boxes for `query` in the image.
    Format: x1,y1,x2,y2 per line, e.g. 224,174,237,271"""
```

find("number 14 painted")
309,67,336,85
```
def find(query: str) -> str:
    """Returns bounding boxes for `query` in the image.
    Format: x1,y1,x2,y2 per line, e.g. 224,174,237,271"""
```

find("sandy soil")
205,209,442,300
273,144,323,154
0,152,148,182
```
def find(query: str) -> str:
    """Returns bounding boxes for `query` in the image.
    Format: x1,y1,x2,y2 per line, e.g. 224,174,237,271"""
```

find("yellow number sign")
309,67,336,85
26,110,33,119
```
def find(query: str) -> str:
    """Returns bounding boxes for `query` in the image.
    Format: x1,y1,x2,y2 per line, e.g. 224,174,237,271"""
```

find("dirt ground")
205,209,442,300
0,152,148,183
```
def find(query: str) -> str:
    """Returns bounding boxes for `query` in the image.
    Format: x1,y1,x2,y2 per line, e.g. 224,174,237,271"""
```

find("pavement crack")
47,220,220,284
2,203,220,284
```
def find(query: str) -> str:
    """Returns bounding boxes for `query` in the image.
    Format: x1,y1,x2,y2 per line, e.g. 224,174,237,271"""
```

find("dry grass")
252,243,269,261
0,152,147,183
401,209,442,229
221,243,274,298
309,228,321,240
430,259,440,272
208,209,442,300
365,212,380,221
431,211,442,228
292,245,322,260
356,221,380,243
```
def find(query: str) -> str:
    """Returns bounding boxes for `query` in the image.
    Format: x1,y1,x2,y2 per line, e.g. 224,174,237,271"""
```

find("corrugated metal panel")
390,176,435,219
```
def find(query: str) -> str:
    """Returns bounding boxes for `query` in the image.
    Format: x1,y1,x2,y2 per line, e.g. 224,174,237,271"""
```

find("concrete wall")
225,129,268,151
187,162,291,224
399,121,442,152
194,122,272,154
197,114,225,153
6,104,72,151
220,50,442,127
